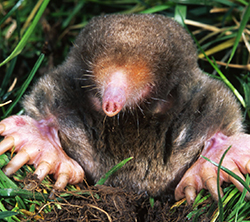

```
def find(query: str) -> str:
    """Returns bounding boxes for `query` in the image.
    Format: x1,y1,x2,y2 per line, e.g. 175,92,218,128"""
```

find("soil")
31,185,212,222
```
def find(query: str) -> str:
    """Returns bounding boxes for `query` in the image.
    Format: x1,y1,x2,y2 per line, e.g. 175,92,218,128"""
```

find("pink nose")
102,86,126,117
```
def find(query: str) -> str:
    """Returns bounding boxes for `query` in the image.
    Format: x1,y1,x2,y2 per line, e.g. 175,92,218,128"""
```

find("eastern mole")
1,14,250,204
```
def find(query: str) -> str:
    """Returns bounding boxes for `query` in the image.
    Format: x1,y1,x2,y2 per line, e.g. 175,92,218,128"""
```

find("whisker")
82,73,94,77
74,73,94,81
85,69,93,73
136,109,140,137
81,84,96,88
136,103,144,115
117,112,120,124
102,115,107,128
151,97,167,103
75,78,89,81
84,86,99,92
94,90,101,97
122,110,126,118
127,106,134,117
86,59,94,66
81,57,94,67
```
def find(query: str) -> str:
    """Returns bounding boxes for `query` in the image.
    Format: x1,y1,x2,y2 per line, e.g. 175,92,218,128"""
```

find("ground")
32,184,212,222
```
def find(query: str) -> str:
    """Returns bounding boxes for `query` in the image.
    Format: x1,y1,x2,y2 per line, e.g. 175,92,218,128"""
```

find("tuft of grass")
187,146,250,222
187,183,250,222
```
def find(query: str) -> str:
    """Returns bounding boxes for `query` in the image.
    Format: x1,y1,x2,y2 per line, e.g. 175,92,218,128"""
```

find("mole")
1,14,250,204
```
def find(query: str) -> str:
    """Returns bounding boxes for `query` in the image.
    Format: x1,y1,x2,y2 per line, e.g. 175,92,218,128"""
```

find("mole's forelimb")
0,115,84,191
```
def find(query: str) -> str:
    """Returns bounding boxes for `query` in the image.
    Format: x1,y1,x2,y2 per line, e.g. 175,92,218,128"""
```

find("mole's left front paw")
175,132,250,204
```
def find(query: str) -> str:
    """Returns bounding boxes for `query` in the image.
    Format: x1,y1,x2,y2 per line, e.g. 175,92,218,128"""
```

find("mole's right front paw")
0,115,84,192
175,132,250,205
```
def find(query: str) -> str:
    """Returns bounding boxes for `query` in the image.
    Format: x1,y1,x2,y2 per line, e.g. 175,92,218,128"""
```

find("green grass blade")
15,196,26,210
235,0,248,6
216,146,232,222
62,1,85,28
149,197,154,208
234,175,249,221
0,0,50,67
140,4,173,14
170,0,234,6
3,53,45,118
236,75,250,119
174,4,187,26
0,188,48,201
193,189,210,207
0,57,17,98
0,0,24,26
0,154,10,168
212,0,236,6
0,169,19,189
227,3,250,64
95,157,133,185
211,57,246,108
0,211,18,220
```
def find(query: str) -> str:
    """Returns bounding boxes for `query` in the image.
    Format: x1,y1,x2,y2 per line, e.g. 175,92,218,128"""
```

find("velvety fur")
22,14,243,198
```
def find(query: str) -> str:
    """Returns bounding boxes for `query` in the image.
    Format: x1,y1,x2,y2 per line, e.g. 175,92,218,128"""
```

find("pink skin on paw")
175,132,250,204
0,115,84,190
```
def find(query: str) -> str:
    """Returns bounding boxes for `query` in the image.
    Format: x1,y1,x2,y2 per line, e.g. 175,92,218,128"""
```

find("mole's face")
75,15,198,117
80,17,163,117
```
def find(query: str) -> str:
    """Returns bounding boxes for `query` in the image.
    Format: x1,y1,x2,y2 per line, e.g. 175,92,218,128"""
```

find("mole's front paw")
0,115,84,191
175,132,250,204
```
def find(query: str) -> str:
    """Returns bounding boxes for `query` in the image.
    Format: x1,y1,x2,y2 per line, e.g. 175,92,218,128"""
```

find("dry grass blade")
198,38,236,58
0,100,12,107
185,19,221,32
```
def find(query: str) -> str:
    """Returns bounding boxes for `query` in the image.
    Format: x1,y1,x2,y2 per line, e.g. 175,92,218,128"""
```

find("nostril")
112,102,118,112
103,101,120,117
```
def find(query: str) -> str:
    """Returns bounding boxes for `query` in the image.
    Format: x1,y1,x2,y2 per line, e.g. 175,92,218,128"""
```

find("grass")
0,0,250,221
0,152,133,221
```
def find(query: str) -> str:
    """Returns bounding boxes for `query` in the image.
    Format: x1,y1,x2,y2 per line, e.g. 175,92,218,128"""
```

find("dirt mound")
36,185,210,222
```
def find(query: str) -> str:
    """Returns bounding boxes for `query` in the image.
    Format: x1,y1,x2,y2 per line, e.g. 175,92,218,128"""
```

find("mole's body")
1,14,250,203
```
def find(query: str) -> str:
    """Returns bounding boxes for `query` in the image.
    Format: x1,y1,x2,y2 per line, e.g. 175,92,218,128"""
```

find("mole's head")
73,14,198,117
